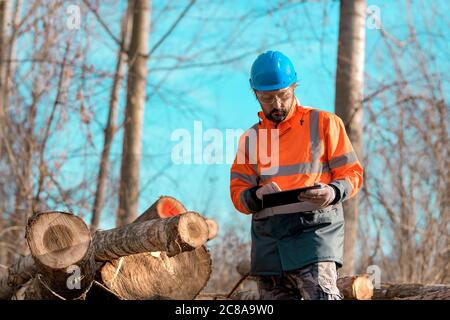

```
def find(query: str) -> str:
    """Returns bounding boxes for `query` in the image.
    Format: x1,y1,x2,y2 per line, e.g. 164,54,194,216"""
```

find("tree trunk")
100,197,213,300
117,0,151,226
134,195,217,239
2,0,20,111
336,275,373,300
24,211,96,299
0,0,10,131
94,211,209,260
372,283,450,300
0,0,11,267
334,0,366,275
91,3,132,232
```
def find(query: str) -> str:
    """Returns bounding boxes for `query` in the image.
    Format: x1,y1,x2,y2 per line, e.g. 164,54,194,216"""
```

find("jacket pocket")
297,206,340,229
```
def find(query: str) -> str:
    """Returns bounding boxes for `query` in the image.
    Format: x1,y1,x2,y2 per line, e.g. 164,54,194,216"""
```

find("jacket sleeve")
323,113,363,203
230,129,262,214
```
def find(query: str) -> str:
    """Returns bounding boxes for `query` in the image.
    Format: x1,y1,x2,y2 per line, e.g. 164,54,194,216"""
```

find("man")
230,51,363,300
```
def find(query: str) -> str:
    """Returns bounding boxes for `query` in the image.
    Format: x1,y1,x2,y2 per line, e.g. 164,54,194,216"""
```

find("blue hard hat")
249,51,297,91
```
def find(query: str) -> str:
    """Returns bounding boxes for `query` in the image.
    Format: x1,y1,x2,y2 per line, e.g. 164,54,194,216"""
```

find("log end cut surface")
205,219,219,240
158,196,187,218
135,196,187,222
26,211,91,269
177,212,209,249
337,275,374,300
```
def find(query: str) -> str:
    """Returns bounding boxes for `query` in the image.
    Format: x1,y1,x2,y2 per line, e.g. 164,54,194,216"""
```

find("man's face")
255,85,296,123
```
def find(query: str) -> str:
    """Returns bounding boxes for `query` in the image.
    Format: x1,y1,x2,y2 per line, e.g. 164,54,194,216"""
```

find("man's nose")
272,99,282,110
272,100,281,110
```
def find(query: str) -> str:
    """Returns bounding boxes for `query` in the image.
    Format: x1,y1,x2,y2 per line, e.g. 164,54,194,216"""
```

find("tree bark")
372,283,450,300
135,196,216,240
334,0,366,275
91,3,132,232
10,0,31,256
399,290,450,300
0,0,10,130
1,0,20,113
117,0,151,226
94,211,209,260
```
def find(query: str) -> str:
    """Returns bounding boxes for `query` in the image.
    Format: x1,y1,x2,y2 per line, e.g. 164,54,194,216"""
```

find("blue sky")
43,0,449,245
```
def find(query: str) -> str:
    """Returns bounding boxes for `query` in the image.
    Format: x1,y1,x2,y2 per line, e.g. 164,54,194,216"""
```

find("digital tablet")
262,184,323,209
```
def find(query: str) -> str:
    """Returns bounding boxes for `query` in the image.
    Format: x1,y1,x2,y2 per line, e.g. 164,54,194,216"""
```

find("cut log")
99,198,213,300
134,196,187,222
397,290,450,300
205,218,219,240
373,283,450,300
24,211,96,299
94,211,209,260
101,246,212,300
135,196,217,241
337,275,374,300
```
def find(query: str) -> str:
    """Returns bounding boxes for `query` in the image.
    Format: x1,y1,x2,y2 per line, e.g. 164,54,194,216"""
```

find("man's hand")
256,182,282,200
298,183,335,208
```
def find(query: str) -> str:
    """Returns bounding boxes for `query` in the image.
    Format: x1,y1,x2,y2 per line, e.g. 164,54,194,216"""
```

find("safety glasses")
256,87,294,105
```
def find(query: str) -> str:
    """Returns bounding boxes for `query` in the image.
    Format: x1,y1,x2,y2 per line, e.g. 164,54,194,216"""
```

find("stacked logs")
0,196,219,300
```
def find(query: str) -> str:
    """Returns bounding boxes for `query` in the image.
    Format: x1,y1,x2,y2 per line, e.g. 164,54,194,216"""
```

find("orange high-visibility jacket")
230,101,363,214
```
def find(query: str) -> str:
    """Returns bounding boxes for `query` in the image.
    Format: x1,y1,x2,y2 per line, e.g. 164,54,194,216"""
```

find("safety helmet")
249,50,297,91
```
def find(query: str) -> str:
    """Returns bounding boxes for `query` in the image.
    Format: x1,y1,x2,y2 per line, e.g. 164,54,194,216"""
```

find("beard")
264,97,294,123
266,108,289,123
